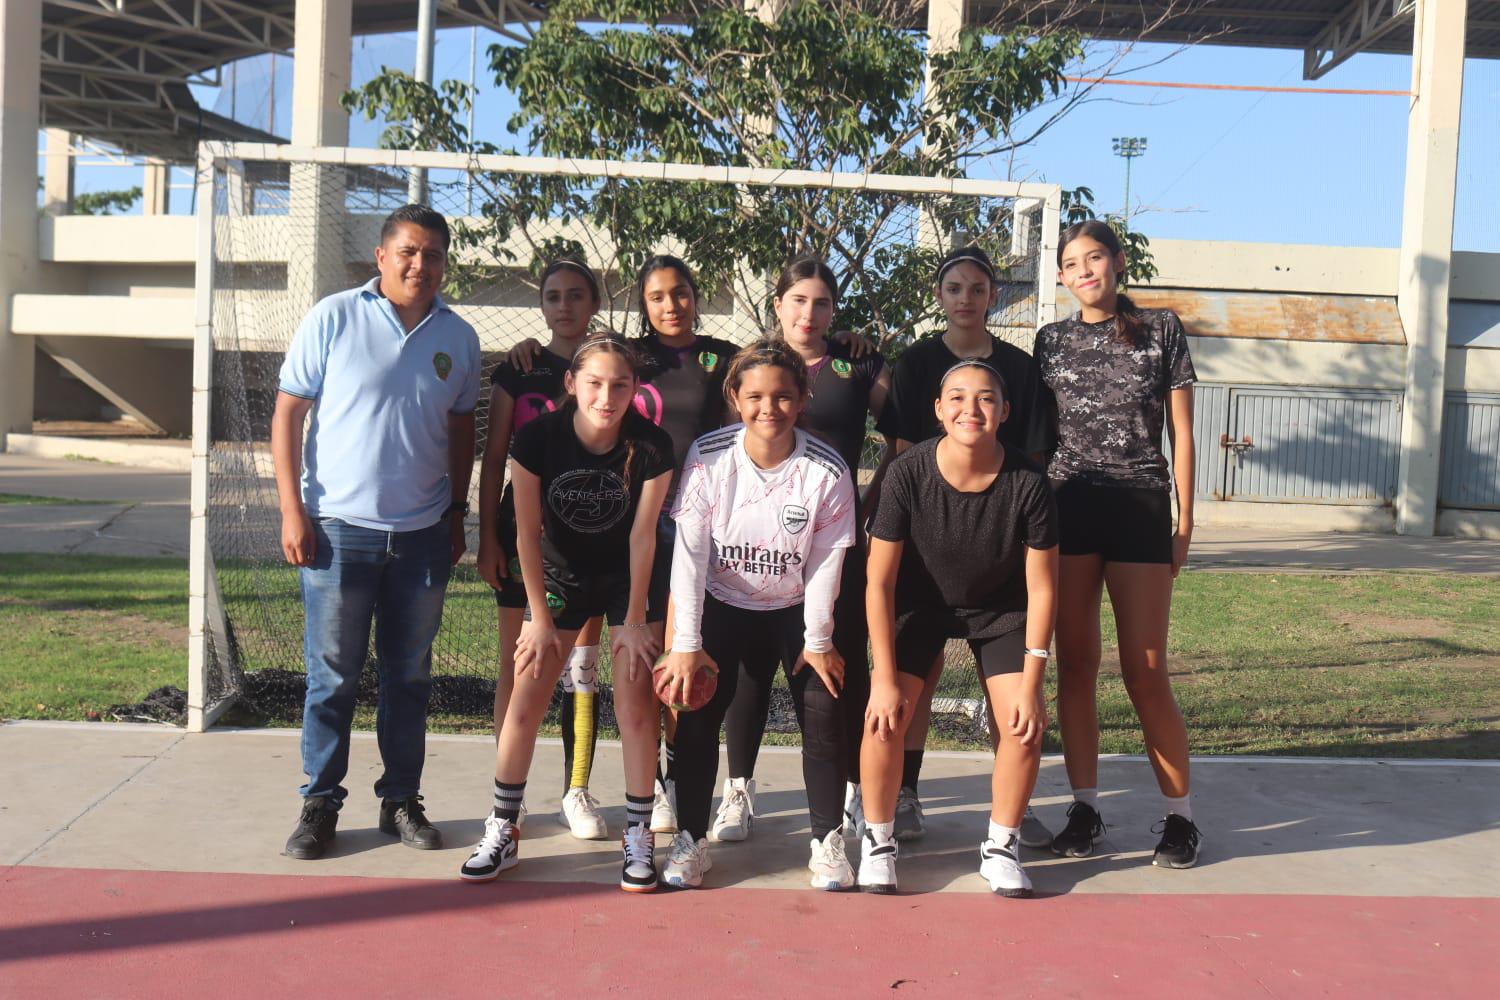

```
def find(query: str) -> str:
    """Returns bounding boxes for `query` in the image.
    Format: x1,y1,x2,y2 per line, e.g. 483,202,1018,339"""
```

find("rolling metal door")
1439,392,1500,510
1225,388,1400,504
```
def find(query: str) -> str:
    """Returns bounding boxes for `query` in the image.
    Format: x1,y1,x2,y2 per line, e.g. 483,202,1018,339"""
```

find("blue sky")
88,23,1498,252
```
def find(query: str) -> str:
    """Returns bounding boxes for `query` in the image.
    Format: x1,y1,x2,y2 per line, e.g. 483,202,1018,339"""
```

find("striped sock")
625,792,654,829
493,779,525,821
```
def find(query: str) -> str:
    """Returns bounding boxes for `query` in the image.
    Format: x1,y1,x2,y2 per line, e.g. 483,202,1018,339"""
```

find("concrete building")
0,1,1497,537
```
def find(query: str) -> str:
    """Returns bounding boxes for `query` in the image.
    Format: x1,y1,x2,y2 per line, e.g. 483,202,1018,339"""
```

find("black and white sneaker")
459,815,519,882
620,825,658,893
1049,801,1105,858
857,828,898,894
1152,814,1202,869
979,833,1033,898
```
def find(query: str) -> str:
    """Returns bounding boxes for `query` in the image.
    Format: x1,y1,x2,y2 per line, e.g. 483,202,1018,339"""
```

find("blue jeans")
299,516,451,806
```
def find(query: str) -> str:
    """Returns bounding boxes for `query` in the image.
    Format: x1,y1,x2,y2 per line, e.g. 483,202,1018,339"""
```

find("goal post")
186,141,1061,734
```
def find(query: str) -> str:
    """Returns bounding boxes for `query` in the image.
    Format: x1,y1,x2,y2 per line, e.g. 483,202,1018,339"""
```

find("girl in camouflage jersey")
1033,220,1203,869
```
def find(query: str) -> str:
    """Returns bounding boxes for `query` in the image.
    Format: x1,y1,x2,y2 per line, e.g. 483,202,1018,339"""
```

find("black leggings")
674,594,846,841
724,544,868,785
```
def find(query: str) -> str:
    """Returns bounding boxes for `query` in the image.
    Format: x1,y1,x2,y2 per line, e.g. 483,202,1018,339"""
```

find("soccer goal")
187,142,1062,734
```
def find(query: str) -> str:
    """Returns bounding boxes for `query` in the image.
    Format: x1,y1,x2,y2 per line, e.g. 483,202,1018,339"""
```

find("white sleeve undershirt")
799,536,844,653
669,510,713,653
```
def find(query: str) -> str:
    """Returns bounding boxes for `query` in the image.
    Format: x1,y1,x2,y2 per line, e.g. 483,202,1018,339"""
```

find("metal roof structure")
38,1,1500,162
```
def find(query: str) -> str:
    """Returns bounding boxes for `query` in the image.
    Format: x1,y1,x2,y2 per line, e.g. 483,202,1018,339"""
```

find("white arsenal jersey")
670,425,856,651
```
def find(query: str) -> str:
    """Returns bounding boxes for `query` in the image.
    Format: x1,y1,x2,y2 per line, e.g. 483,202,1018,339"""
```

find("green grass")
3,553,1497,757
0,493,112,505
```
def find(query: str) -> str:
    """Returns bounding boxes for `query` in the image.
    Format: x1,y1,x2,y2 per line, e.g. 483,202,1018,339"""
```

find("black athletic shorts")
491,486,527,609
501,499,673,620
1053,479,1172,564
893,613,1026,681
523,557,668,632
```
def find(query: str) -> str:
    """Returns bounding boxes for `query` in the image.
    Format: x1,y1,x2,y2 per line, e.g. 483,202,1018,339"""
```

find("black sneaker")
380,795,443,850
284,796,338,860
1049,801,1105,858
1152,814,1202,869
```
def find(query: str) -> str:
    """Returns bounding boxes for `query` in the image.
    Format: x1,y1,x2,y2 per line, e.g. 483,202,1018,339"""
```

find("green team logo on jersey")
432,352,453,381
831,358,852,378
698,351,720,373
545,591,566,613
507,557,523,581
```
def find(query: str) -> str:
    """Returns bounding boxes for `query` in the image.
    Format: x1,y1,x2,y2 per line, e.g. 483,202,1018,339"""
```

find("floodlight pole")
408,0,437,205
1111,136,1147,224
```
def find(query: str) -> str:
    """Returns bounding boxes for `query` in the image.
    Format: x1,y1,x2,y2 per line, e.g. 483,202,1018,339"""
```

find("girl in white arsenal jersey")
656,340,857,890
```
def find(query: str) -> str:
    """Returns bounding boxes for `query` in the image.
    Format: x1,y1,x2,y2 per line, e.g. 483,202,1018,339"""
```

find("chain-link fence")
194,145,1058,746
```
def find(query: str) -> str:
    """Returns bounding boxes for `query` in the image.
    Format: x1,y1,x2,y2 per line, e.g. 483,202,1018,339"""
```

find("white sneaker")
857,827,898,894
841,782,865,839
711,777,755,842
558,787,608,840
620,824,658,893
651,778,678,835
808,829,855,891
1018,807,1052,849
980,833,1033,898
458,815,519,882
661,830,711,888
894,786,925,841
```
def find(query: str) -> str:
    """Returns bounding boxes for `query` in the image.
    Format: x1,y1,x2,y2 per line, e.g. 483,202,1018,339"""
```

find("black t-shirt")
1033,309,1196,490
875,333,1054,457
490,347,570,449
868,438,1057,639
509,407,675,573
629,334,738,497
804,340,886,475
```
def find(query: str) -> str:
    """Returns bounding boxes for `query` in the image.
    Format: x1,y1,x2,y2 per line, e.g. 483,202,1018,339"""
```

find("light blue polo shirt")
279,277,482,532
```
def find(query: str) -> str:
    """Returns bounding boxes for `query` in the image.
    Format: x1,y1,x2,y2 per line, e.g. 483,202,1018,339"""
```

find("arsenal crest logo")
781,504,809,535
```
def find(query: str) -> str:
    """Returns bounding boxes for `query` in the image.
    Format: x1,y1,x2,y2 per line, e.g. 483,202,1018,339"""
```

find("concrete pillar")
0,0,41,445
1395,0,1467,536
920,1,968,253
143,157,169,215
43,128,73,216
290,0,352,312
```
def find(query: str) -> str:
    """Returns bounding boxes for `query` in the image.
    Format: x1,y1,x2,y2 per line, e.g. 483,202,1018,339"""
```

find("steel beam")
1305,0,1417,80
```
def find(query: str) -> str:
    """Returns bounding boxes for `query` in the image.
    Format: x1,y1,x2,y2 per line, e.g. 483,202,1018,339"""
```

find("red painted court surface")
2,867,1495,998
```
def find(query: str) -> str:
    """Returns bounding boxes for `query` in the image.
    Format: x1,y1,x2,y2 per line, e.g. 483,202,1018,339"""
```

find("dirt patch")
1333,612,1452,640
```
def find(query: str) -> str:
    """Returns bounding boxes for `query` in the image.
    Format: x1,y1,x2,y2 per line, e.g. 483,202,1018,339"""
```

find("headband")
935,249,997,285
547,259,597,283
939,359,1009,398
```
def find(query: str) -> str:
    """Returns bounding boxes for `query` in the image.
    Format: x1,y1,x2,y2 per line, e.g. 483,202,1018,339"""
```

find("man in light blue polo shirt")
271,204,481,860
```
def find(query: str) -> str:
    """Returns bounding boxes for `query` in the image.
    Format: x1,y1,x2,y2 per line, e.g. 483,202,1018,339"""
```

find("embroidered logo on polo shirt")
831,358,852,378
698,351,720,373
781,504,810,535
432,352,453,380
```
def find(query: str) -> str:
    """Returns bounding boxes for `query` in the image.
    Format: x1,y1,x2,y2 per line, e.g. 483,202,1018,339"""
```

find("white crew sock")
1163,794,1192,821
987,819,1020,846
867,820,895,843
1072,787,1099,808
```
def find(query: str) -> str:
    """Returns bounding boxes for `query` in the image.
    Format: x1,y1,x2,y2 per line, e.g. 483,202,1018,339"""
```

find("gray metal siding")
1227,389,1400,503
1439,392,1500,510
1191,383,1230,499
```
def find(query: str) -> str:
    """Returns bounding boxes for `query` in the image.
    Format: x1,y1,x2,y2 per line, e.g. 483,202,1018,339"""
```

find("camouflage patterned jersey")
1032,308,1196,491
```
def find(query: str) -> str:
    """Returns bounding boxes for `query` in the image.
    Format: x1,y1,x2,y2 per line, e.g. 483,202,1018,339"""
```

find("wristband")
446,501,470,517
1024,647,1051,659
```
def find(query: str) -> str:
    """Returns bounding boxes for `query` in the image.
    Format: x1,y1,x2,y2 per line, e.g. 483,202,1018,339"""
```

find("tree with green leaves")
344,0,1161,349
